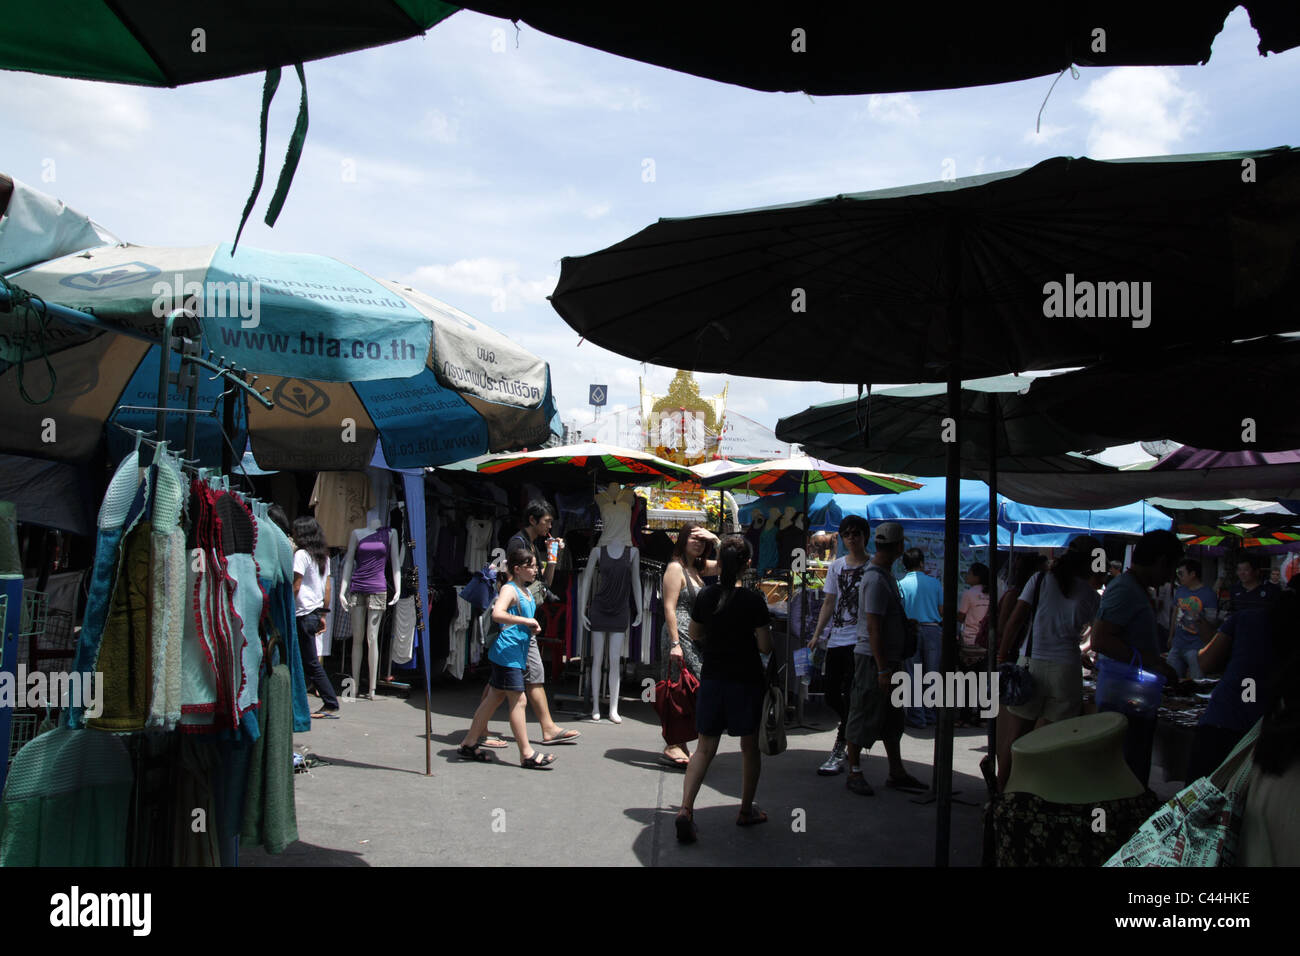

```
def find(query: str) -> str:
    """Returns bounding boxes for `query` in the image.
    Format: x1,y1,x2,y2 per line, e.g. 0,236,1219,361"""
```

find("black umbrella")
776,377,1116,472
549,147,1300,865
552,148,1300,383
459,2,1300,94
1026,335,1300,452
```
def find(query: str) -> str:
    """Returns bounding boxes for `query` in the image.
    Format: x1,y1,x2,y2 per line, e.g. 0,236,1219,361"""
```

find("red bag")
653,665,700,744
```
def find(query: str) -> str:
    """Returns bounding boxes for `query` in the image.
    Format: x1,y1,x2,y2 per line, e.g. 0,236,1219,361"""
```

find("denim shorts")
489,662,525,692
695,678,764,737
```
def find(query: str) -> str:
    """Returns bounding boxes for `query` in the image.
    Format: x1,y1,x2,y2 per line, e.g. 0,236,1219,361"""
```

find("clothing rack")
105,310,273,470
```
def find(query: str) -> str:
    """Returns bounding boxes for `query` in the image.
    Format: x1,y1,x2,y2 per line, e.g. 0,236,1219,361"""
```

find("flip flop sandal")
542,729,582,744
478,735,510,749
521,751,556,770
736,806,769,827
886,775,929,793
657,754,690,770
675,812,698,844
312,708,340,719
457,744,493,762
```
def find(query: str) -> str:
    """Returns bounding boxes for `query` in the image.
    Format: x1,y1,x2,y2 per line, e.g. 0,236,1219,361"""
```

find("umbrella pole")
984,399,1000,794
935,227,962,868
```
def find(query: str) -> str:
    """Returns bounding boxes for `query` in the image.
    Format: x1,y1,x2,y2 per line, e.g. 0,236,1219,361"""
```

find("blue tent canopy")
738,477,1172,541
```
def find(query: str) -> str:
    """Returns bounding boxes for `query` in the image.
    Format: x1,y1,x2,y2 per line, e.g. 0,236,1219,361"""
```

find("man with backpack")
844,522,929,796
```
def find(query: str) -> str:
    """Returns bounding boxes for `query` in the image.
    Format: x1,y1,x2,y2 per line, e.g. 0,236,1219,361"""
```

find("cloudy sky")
5,7,1299,449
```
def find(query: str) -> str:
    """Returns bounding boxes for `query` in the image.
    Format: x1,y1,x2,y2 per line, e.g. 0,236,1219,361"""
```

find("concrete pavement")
242,677,1007,867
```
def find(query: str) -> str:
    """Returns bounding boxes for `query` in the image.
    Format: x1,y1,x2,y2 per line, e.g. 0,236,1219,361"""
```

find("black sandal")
457,744,493,762
521,751,556,769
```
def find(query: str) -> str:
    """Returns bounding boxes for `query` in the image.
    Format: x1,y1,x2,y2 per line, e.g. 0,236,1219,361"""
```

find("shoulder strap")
1211,718,1263,793
1025,573,1044,658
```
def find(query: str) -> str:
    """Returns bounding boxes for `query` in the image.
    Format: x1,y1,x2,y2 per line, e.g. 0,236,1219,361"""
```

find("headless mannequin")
1005,712,1144,803
338,518,401,700
579,484,642,723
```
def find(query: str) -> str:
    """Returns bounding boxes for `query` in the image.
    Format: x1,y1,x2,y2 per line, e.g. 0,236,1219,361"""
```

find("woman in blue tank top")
458,548,557,769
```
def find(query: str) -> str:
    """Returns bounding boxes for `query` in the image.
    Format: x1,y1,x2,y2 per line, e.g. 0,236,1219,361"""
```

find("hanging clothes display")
0,725,134,867
241,663,299,855
310,471,373,549
66,448,143,730
148,451,188,730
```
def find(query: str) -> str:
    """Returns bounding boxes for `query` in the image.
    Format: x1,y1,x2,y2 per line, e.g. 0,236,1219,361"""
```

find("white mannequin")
579,484,642,722
338,517,401,700
779,506,797,528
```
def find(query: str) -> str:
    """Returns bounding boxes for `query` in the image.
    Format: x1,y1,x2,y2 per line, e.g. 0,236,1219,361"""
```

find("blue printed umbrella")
0,242,558,469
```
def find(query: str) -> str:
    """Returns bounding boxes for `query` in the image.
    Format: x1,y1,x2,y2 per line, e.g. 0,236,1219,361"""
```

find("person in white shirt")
807,516,871,775
994,548,1102,790
292,516,340,718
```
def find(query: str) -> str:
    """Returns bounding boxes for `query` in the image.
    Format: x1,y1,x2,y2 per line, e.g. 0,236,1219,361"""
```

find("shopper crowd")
414,498,1300,859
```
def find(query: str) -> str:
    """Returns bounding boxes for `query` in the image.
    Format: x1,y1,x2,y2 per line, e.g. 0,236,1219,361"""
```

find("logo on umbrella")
59,262,161,291
273,379,330,418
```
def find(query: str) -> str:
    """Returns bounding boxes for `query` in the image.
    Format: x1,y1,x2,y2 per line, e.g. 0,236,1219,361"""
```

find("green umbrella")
1,1,458,86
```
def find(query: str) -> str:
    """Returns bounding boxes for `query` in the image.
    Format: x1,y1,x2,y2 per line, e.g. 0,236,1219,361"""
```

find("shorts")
525,636,545,685
695,678,764,737
1006,657,1083,723
846,655,903,749
489,662,525,692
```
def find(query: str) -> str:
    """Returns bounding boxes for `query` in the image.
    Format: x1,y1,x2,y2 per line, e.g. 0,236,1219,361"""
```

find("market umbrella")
476,442,696,487
776,376,1127,477
0,242,557,470
549,146,1300,864
552,148,1300,383
995,447,1300,510
1177,523,1300,554
1025,336,1300,452
1,1,459,86
459,2,1300,94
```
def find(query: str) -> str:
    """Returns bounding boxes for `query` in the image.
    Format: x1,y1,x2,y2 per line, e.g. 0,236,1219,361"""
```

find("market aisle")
242,681,993,867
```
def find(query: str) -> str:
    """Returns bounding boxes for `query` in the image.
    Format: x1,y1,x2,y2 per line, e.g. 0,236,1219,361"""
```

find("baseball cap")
874,522,904,546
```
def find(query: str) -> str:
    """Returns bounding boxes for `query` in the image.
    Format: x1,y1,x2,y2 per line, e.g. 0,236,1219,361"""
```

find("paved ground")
242,677,1015,867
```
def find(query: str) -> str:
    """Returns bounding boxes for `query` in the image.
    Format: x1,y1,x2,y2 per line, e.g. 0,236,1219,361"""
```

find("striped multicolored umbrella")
477,442,696,486
1177,523,1300,554
693,455,921,496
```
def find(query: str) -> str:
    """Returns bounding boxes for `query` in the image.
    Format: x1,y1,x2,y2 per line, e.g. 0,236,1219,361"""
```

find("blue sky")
4,7,1299,450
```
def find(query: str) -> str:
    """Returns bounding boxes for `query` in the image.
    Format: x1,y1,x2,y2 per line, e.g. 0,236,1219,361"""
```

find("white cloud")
860,93,920,125
406,257,556,311
0,74,153,152
1079,67,1201,159
425,108,459,144
583,202,611,219
1023,123,1069,145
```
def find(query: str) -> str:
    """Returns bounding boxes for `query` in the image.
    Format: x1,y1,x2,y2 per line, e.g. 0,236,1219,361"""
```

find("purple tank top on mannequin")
352,528,389,593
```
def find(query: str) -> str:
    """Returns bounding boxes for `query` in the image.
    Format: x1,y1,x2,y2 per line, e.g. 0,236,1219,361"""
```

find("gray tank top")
588,546,633,631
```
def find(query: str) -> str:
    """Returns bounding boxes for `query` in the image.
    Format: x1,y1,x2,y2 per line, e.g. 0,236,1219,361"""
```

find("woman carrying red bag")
659,523,719,767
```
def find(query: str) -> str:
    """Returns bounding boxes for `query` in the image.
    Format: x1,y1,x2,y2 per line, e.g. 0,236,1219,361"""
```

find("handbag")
653,664,700,745
998,575,1041,707
759,654,787,756
1105,720,1262,867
